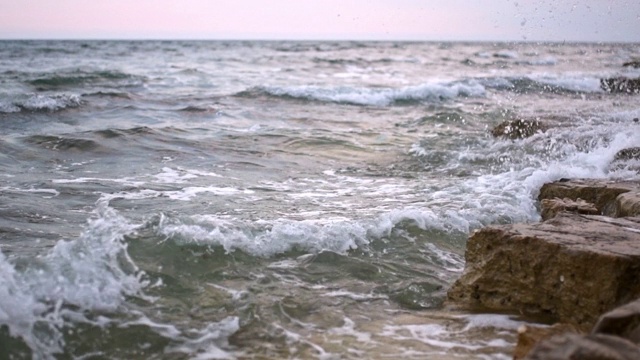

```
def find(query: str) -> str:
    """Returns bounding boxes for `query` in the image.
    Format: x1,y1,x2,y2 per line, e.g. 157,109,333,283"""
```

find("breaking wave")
0,93,83,113
238,81,486,106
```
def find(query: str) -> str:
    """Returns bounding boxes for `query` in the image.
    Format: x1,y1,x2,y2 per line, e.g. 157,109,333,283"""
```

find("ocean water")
1,40,639,359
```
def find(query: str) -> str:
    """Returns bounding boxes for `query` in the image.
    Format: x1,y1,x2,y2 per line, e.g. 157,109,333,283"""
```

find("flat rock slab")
447,213,640,328
539,179,640,216
540,197,599,221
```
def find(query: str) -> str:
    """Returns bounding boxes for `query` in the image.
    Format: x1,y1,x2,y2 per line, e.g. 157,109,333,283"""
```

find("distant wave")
481,75,602,94
237,81,486,106
28,69,144,90
0,93,83,113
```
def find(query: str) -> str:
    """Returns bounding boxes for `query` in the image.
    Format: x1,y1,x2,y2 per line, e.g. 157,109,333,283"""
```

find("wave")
481,74,602,94
238,81,486,106
0,93,83,113
23,134,105,152
0,204,147,357
27,69,144,90
409,118,640,227
0,203,240,359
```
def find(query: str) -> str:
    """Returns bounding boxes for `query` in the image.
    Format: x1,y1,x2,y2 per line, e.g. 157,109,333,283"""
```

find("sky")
0,0,638,42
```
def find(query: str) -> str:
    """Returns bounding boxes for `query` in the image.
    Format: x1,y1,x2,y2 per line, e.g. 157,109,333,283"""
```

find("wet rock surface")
540,197,599,220
538,179,640,216
592,298,640,344
447,213,640,328
447,178,640,358
524,333,640,360
524,298,640,359
490,119,547,139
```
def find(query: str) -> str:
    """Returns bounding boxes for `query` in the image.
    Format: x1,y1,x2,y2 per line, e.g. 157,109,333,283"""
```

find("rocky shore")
446,177,640,359
445,131,640,359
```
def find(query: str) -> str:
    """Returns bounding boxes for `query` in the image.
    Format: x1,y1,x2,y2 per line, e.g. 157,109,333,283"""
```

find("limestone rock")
446,213,640,328
538,179,640,216
540,197,599,220
600,77,640,94
615,192,640,217
513,323,580,360
592,298,640,344
524,333,640,360
491,119,547,139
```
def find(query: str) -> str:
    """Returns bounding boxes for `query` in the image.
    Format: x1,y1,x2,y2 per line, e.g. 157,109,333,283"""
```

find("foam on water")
411,117,640,229
256,80,486,106
0,202,242,358
0,93,83,113
0,203,147,357
528,73,603,93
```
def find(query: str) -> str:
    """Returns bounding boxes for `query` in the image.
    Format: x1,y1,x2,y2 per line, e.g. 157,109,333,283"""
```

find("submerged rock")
491,119,547,139
540,197,599,220
446,213,640,328
600,77,640,94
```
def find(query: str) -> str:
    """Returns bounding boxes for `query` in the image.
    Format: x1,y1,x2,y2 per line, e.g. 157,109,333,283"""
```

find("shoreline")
445,175,640,358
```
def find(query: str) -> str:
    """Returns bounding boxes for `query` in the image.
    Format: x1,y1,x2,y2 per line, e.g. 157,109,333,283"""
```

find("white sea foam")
0,203,148,358
409,118,640,232
328,317,372,343
0,202,242,358
156,214,371,256
259,81,486,106
153,167,198,183
529,74,602,93
381,314,525,353
53,177,145,187
0,186,60,198
322,290,388,301
0,93,83,113
516,56,557,66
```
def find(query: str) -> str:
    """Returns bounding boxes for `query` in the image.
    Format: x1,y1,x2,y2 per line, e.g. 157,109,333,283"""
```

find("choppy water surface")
1,40,639,359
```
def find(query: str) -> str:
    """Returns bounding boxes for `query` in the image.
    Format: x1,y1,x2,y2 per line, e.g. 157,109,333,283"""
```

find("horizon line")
1,37,638,44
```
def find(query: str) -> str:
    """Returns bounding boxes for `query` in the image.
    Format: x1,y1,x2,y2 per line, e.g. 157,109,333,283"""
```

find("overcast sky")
0,0,638,42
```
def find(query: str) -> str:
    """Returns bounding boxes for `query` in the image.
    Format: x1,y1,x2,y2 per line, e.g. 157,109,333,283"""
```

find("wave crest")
0,93,83,113
239,81,486,106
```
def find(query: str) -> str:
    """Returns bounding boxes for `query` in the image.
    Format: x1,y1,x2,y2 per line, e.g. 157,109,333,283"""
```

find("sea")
0,40,639,359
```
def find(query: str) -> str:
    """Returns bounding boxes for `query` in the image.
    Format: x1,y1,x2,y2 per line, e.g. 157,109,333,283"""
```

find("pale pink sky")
0,0,638,41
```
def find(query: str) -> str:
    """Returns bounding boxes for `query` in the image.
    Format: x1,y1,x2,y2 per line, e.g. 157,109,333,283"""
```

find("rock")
540,197,599,220
615,192,640,217
538,179,640,216
524,333,640,360
623,60,640,68
600,77,640,94
614,148,640,162
592,298,640,344
513,323,580,360
519,299,640,359
446,213,640,329
491,119,547,139
610,148,640,174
